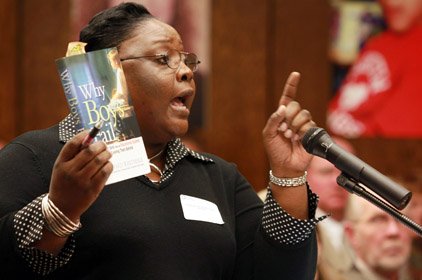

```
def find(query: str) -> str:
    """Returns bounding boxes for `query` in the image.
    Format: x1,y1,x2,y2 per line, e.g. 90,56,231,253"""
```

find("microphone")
301,127,412,210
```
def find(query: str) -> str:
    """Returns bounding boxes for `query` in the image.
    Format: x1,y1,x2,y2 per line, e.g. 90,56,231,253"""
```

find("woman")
0,3,322,279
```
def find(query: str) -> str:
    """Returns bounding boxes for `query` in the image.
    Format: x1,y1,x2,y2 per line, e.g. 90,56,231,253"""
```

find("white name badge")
180,195,224,225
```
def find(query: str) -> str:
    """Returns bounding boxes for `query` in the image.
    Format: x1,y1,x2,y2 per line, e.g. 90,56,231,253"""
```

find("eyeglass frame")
120,49,201,72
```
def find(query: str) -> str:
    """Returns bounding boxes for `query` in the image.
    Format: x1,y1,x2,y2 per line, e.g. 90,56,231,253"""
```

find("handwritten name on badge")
180,195,224,225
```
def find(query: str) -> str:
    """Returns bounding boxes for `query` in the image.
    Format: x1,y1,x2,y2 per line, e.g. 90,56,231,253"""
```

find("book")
56,44,150,184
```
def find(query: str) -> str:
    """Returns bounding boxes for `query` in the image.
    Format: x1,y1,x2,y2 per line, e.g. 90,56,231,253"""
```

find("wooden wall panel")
19,0,71,133
208,0,269,189
207,0,331,190
0,0,18,141
271,0,331,127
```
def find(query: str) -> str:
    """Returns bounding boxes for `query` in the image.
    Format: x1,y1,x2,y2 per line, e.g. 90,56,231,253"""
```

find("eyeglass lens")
167,50,199,72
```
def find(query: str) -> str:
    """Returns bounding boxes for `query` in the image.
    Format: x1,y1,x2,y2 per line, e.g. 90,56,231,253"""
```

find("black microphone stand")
337,173,422,237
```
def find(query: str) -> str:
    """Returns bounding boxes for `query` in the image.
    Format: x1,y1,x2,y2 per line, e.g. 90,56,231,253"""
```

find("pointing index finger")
279,72,301,106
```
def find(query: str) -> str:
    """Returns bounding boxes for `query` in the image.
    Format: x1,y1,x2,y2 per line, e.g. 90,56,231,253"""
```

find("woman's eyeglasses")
120,49,200,72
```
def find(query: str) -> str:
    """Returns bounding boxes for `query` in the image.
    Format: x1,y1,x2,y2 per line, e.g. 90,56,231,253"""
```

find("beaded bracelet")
41,194,82,238
269,170,307,187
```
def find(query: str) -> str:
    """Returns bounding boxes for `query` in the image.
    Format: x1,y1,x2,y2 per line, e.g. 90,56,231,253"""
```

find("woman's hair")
79,2,153,52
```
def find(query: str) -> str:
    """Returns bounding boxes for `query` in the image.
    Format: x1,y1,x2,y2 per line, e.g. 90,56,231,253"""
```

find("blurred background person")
397,171,422,280
327,0,422,138
342,193,414,280
306,137,355,279
315,226,347,280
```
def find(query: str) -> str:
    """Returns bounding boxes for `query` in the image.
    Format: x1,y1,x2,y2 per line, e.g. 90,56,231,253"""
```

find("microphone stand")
337,173,422,237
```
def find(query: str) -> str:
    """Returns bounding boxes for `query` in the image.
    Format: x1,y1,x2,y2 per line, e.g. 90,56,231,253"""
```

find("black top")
0,122,321,279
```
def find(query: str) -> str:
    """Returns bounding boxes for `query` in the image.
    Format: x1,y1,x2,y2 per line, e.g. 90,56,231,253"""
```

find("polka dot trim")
262,186,327,245
13,194,76,276
156,138,214,184
58,114,82,143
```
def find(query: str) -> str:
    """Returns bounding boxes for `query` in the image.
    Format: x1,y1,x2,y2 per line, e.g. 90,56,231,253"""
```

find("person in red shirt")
327,0,422,138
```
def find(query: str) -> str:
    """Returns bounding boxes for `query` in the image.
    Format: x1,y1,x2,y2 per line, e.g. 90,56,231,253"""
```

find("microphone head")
301,127,333,158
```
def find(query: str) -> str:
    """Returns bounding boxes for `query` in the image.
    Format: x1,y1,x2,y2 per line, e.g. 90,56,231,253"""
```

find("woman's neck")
146,143,167,161
145,144,167,183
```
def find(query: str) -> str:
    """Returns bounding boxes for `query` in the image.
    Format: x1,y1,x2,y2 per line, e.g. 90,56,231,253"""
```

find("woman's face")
118,19,196,145
380,0,422,32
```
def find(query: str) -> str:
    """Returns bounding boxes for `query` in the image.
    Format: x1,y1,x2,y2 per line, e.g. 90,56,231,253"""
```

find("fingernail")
284,129,293,138
276,105,286,115
279,122,288,132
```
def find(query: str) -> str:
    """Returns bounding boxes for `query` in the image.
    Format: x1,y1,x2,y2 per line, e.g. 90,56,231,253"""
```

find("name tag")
180,195,224,225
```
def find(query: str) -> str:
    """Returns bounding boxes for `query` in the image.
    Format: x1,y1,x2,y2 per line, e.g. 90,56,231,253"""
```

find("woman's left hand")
262,72,315,178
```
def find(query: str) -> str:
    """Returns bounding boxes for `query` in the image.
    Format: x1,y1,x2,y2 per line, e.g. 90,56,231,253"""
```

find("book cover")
56,46,150,184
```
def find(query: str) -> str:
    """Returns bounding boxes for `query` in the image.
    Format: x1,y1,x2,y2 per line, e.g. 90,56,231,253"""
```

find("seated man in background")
398,171,422,280
342,193,414,280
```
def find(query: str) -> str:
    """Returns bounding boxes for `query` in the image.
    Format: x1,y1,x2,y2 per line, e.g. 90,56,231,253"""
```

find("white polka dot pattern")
159,138,214,183
262,186,327,245
58,114,82,143
13,194,75,275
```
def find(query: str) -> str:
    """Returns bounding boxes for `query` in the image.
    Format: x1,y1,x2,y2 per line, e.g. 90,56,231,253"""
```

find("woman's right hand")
48,130,113,223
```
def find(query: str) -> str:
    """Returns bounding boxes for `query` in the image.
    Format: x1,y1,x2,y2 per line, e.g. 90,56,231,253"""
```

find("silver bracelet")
41,194,82,237
269,170,307,187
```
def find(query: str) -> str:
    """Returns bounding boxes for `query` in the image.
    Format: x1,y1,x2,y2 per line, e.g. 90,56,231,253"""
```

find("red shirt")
327,25,422,138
